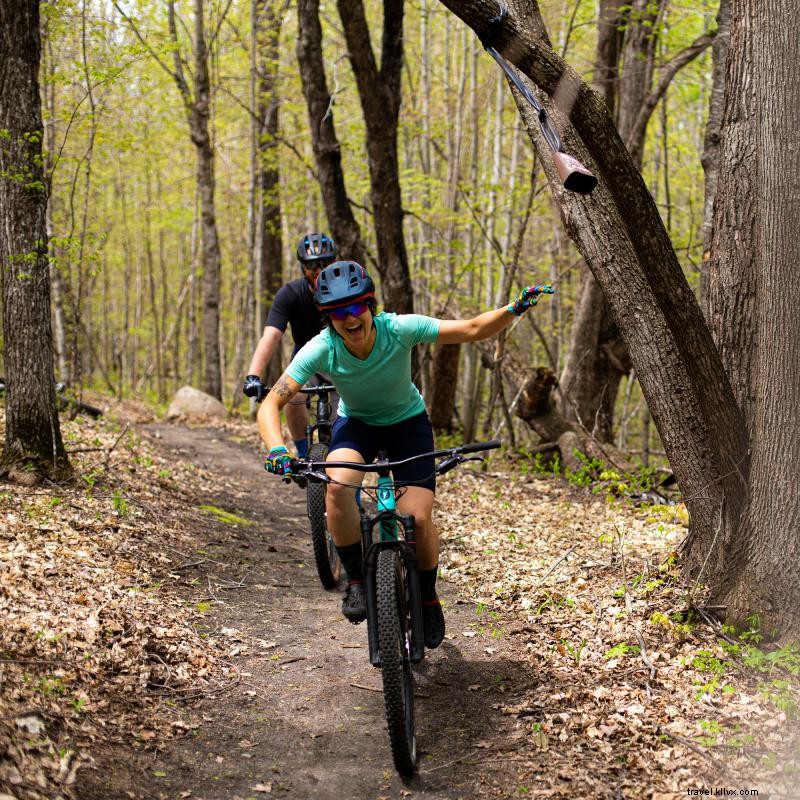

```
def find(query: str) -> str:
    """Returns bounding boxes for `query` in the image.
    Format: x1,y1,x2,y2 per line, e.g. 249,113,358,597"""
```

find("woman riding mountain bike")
259,260,553,648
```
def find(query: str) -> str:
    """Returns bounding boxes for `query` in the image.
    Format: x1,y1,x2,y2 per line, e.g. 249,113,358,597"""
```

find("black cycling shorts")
329,411,436,492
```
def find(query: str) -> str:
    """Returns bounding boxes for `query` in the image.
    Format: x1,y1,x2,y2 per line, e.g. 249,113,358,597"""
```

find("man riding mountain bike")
243,233,338,457
258,260,553,649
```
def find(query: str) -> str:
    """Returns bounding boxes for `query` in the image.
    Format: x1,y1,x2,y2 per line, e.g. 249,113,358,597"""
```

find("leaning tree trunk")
336,0,415,315
0,0,71,484
296,0,368,266
437,0,751,623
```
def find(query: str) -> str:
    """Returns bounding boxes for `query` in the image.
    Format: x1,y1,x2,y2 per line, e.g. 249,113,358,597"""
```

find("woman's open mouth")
345,321,363,336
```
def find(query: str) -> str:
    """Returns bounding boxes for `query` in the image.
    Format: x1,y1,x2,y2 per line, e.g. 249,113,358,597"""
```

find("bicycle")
261,382,341,589
298,383,341,589
290,438,500,776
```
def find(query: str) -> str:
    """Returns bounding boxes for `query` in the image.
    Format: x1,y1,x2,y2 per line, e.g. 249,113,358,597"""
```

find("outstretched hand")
508,284,554,316
265,446,293,482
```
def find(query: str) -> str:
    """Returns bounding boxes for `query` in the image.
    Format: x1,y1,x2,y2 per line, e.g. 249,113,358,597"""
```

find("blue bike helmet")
314,261,376,310
296,233,337,269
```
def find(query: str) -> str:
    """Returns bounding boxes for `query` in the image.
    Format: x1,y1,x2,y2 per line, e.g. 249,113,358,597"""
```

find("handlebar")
289,439,500,483
297,384,336,395
258,382,335,404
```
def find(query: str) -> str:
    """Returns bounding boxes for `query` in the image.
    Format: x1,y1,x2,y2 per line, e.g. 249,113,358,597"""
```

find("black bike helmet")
313,261,376,310
296,232,337,268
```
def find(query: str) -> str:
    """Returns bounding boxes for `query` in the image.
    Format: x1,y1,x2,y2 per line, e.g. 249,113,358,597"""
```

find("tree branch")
626,30,716,164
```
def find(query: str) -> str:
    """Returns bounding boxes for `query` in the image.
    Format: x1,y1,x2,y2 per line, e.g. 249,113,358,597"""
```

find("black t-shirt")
266,277,325,354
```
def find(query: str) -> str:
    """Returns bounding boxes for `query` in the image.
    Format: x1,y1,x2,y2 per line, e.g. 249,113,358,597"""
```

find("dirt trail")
77,424,536,800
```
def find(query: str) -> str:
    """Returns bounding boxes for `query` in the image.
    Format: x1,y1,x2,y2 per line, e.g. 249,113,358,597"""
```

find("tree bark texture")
257,0,285,385
296,0,368,266
0,0,71,483
715,0,800,636
336,0,415,315
556,1,711,444
192,0,222,400
705,0,757,429
428,343,460,432
436,0,749,605
700,0,731,291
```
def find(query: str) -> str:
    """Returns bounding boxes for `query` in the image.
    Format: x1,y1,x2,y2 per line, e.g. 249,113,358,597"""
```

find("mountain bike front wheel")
376,548,416,776
307,442,341,589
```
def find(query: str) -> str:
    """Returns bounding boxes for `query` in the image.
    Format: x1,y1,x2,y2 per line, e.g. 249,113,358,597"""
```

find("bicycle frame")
293,439,501,668
303,383,335,448
362,456,425,667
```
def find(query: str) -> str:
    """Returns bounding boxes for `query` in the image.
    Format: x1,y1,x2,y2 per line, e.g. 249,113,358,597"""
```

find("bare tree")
113,0,226,399
296,0,368,265
336,0,414,314
0,0,71,484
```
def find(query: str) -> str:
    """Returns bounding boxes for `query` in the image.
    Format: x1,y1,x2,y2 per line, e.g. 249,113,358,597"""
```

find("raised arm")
437,285,553,344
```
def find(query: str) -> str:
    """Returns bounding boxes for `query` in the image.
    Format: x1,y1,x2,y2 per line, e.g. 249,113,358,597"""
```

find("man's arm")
247,326,283,378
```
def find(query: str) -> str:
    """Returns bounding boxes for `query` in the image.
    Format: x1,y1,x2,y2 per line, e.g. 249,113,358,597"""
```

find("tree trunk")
704,0,757,429
296,0,368,266
0,0,70,483
191,0,222,400
428,343,460,432
709,0,800,636
254,0,284,386
700,0,731,300
336,0,415,315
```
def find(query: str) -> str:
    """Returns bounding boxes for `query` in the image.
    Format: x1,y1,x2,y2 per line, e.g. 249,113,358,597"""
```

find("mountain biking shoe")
342,581,367,623
422,598,445,649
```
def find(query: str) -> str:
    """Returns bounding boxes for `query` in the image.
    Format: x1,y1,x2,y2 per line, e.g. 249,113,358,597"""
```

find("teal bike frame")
377,475,399,542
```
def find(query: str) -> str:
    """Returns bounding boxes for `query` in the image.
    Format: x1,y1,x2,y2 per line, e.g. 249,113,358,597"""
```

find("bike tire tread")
376,548,416,776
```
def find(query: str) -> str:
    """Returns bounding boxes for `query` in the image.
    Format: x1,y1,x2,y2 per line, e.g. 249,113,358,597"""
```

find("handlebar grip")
461,439,501,454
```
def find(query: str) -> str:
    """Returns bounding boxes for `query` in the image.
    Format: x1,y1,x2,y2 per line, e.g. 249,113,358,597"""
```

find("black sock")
419,566,439,604
335,542,363,584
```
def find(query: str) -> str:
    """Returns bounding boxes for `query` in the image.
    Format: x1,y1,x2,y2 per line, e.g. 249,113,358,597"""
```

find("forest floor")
1,397,799,800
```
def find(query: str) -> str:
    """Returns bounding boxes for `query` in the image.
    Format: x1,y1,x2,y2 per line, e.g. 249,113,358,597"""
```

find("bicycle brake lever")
437,455,462,475
305,470,330,483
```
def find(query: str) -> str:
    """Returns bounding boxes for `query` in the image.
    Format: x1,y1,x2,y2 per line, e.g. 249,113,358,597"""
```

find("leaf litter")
0,399,798,799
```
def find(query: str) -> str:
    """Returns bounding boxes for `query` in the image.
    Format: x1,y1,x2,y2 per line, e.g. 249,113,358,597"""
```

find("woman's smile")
332,309,375,357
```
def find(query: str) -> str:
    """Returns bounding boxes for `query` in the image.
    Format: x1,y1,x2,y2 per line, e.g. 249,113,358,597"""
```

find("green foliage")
561,637,588,666
604,641,639,660
111,491,130,516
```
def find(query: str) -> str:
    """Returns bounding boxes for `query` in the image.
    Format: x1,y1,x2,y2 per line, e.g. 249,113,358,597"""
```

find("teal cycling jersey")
286,312,440,426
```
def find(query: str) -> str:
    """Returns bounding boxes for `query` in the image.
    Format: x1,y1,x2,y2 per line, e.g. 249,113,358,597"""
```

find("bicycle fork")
362,474,425,667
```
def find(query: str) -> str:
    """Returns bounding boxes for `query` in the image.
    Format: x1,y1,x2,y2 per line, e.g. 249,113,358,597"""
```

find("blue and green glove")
508,284,554,316
265,446,293,481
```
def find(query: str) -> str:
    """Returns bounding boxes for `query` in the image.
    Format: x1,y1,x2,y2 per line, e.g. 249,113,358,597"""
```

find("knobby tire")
307,442,341,589
376,548,416,776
